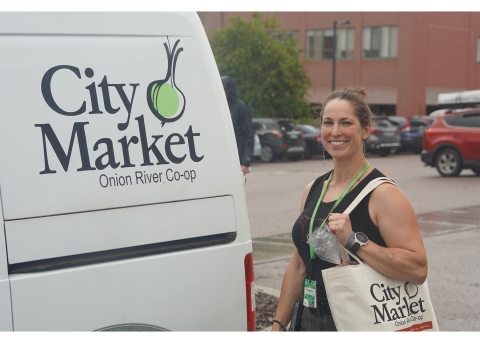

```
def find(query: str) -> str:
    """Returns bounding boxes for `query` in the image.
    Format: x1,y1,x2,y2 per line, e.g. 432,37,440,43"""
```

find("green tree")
209,13,312,120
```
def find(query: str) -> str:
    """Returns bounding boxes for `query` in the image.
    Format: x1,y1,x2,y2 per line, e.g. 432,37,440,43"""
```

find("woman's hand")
327,212,353,247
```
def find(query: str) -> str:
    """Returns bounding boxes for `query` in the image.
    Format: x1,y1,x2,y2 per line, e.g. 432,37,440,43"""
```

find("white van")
0,12,254,331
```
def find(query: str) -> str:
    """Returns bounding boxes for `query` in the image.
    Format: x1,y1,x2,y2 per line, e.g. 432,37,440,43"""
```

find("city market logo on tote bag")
322,247,439,332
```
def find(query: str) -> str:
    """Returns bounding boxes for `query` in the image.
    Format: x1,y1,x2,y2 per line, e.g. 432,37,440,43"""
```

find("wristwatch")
349,232,369,254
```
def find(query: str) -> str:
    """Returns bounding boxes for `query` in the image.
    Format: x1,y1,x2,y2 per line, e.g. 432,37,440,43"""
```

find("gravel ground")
255,291,279,331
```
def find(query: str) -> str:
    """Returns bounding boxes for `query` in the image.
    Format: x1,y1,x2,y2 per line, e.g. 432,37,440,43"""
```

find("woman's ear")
362,124,371,141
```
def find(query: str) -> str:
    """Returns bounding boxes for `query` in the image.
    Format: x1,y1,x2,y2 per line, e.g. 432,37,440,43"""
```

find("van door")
0,197,13,331
0,12,253,331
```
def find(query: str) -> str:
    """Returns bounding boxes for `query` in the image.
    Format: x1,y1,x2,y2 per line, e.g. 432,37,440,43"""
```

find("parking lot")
245,153,480,331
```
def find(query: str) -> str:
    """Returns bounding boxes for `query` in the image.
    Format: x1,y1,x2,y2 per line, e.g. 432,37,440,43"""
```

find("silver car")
365,117,401,157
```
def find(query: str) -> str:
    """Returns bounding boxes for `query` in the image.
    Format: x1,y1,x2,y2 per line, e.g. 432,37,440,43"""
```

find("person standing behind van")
222,76,254,174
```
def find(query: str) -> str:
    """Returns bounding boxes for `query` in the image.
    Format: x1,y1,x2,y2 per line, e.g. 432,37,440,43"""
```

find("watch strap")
349,242,361,254
349,232,368,254
344,232,356,250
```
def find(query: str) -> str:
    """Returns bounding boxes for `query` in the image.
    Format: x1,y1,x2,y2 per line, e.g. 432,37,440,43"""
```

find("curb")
255,285,280,331
255,285,280,298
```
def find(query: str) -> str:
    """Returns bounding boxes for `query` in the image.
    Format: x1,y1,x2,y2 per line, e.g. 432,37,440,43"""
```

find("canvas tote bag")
321,177,439,331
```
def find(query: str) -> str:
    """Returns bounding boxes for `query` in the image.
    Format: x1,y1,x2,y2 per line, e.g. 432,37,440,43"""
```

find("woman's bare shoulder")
369,181,416,225
305,180,315,192
370,181,405,202
300,180,316,212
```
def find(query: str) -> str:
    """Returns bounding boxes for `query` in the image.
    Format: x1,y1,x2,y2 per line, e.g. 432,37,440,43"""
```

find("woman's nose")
331,123,341,136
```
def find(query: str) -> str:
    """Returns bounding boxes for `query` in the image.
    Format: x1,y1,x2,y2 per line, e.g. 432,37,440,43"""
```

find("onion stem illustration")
147,37,186,126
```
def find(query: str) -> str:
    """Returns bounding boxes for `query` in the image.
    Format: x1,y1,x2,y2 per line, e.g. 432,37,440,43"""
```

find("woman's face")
321,99,370,160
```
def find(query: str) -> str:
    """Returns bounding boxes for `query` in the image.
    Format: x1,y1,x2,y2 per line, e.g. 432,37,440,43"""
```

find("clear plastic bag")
307,223,343,265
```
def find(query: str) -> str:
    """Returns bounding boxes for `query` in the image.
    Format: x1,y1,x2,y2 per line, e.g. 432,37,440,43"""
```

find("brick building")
198,12,480,117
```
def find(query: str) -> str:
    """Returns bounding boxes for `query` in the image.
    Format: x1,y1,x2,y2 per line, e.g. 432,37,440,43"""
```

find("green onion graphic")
147,37,186,126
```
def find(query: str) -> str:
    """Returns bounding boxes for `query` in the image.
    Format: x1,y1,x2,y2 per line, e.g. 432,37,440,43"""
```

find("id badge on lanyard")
303,279,317,308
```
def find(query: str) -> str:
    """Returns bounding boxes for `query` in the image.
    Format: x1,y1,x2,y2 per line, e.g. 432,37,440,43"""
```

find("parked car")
253,133,262,159
421,108,480,176
415,115,435,126
295,123,324,159
387,116,430,154
252,118,305,162
428,108,452,117
365,117,401,156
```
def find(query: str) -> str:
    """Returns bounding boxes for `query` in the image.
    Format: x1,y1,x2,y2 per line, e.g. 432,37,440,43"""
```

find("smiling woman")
271,86,429,332
320,98,369,161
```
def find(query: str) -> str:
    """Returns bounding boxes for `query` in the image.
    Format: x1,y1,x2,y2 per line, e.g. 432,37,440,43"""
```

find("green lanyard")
309,162,370,259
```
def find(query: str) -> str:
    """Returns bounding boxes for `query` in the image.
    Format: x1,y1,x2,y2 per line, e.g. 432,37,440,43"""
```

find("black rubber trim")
8,232,237,274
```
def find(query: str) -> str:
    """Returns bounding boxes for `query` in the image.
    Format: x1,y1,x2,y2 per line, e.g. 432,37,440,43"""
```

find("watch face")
356,232,368,244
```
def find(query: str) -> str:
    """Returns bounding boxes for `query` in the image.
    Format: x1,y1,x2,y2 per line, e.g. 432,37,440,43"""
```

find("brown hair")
318,86,373,128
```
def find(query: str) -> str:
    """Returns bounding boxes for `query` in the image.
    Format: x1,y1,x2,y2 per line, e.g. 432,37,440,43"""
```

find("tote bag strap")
343,177,396,215
339,177,397,264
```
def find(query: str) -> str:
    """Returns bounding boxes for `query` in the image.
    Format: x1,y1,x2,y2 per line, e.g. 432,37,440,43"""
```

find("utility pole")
332,19,350,92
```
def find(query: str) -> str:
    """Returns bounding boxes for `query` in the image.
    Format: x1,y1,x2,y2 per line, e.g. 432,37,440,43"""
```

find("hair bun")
342,86,367,100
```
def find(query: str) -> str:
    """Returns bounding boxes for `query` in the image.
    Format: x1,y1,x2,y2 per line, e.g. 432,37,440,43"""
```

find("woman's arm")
330,183,427,284
271,249,306,331
363,183,427,284
271,181,313,331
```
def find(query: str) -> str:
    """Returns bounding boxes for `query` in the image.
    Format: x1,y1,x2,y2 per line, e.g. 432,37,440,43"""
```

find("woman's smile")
330,140,347,146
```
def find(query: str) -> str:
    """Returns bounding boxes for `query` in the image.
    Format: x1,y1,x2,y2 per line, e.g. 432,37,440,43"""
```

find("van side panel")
0,281,12,331
0,12,252,331
0,197,13,331
5,196,236,264
9,242,251,331
0,14,241,221
0,198,8,280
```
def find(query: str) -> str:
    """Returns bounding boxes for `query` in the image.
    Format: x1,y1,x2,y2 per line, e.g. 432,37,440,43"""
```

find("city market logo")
369,281,432,331
146,37,186,127
36,38,203,178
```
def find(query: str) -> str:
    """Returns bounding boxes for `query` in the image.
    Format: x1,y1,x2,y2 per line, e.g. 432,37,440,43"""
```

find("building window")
477,37,480,63
306,28,354,61
285,30,300,41
362,26,398,59
272,30,300,43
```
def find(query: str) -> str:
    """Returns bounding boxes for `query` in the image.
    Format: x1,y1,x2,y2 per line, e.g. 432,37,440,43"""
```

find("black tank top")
292,168,388,301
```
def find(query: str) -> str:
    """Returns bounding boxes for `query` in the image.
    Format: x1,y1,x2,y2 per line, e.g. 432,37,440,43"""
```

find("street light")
332,19,350,92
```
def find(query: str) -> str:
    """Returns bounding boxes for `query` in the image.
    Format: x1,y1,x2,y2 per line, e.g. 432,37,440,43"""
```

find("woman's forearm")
355,242,428,285
271,250,305,330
